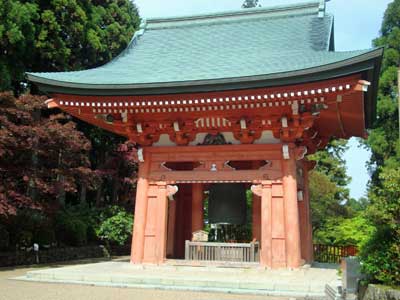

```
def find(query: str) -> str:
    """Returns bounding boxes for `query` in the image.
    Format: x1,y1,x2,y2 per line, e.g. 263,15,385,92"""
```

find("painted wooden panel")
272,197,285,239
143,185,158,261
271,238,286,267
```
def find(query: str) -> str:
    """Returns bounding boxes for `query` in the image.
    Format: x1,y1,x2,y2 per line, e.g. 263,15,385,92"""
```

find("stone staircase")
17,261,339,299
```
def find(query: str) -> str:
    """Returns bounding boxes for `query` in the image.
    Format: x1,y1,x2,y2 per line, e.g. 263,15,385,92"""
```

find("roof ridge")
144,1,322,30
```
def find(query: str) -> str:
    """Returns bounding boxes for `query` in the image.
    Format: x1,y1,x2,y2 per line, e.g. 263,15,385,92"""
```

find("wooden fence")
313,244,358,263
185,241,259,262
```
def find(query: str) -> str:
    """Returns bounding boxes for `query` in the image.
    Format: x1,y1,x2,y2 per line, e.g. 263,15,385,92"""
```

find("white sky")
133,0,393,199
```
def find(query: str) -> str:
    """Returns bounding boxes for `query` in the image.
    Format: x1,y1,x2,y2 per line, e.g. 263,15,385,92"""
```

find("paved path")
0,262,295,300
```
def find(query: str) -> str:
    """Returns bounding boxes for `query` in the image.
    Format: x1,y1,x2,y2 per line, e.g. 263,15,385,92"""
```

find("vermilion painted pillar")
252,161,261,242
303,163,314,262
192,183,204,232
155,182,168,264
166,199,177,258
174,185,185,259
282,151,302,268
252,194,261,242
298,161,309,263
130,152,151,264
175,184,192,258
259,182,272,267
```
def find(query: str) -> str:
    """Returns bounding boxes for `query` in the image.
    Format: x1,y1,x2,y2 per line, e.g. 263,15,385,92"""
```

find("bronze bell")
208,183,247,225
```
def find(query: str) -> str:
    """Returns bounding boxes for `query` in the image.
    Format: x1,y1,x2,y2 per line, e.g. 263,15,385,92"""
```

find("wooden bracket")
166,185,179,200
250,184,262,197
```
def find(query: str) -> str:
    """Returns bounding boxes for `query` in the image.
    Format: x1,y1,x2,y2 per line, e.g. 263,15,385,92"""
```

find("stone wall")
0,245,109,267
361,284,400,300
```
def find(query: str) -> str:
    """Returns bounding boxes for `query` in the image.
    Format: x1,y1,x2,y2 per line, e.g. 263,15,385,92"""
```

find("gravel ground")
0,260,291,300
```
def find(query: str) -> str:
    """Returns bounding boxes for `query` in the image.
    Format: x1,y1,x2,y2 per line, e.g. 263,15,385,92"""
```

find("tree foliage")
0,0,140,93
96,205,133,246
308,140,353,234
359,167,400,286
359,0,400,286
367,0,400,183
313,214,375,247
0,92,99,215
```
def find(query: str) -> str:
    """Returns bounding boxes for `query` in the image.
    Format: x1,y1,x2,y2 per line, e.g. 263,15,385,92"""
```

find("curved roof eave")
27,48,383,96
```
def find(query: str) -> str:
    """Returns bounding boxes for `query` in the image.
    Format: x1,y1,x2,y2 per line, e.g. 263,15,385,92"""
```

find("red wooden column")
174,184,192,258
166,199,177,258
252,182,272,267
298,161,308,263
130,152,151,264
282,146,302,268
260,182,273,267
252,193,261,242
174,185,185,259
303,162,314,262
155,182,169,264
192,183,204,232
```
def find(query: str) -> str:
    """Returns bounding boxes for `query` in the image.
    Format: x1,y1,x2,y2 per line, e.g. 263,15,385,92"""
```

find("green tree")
0,0,140,93
313,214,375,247
360,168,400,286
242,0,261,9
359,0,400,286
308,140,353,233
366,0,400,184
0,0,39,91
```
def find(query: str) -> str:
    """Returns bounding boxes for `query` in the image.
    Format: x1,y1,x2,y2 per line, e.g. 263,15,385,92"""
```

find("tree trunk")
95,182,103,207
80,183,87,205
111,178,119,204
27,133,39,202
57,150,65,207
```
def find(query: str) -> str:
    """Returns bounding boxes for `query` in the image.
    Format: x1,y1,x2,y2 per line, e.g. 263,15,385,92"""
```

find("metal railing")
314,244,358,264
185,241,259,262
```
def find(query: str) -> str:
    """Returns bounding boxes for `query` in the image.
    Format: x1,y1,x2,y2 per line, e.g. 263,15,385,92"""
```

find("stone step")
20,261,337,299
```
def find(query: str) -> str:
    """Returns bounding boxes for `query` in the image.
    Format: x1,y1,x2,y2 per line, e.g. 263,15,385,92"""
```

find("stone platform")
14,259,339,299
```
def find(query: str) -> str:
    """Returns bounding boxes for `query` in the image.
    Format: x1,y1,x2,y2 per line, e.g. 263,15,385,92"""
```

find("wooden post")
260,182,272,267
282,150,302,268
250,242,255,262
166,199,177,258
252,161,261,242
252,193,261,242
192,183,204,232
185,240,189,260
303,162,314,263
156,182,169,264
298,160,314,263
130,152,151,264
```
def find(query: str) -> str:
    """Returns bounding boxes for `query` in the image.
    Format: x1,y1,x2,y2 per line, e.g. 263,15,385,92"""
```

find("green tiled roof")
27,0,381,92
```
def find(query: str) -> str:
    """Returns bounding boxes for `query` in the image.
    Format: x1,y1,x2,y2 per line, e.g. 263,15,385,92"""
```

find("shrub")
314,214,375,247
7,209,48,247
16,230,33,247
33,227,56,247
96,207,133,246
55,212,88,246
359,226,400,286
0,225,10,250
359,167,400,286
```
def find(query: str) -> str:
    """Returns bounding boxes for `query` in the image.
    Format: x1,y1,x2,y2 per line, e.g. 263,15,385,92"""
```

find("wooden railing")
313,244,358,264
185,241,259,262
